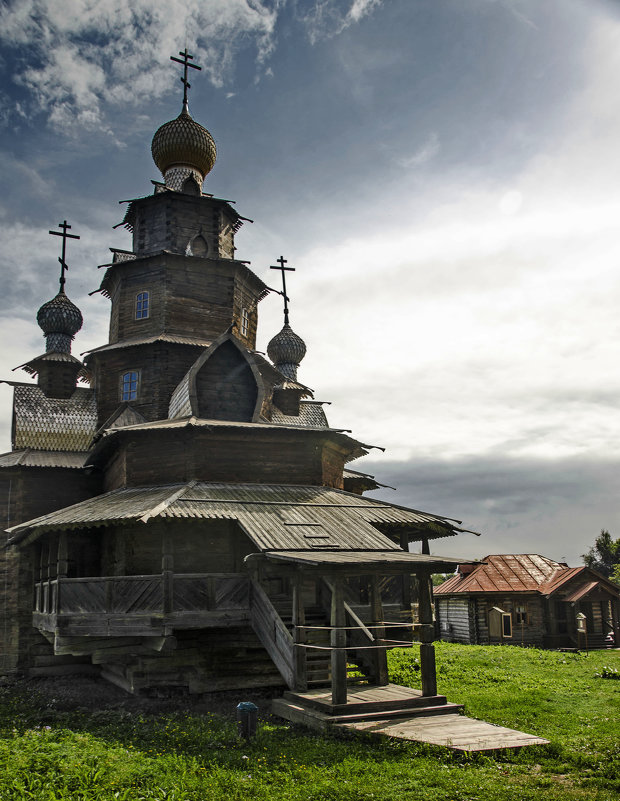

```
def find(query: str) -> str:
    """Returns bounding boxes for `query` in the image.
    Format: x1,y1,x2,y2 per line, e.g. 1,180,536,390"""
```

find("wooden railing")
34,574,249,617
249,579,295,689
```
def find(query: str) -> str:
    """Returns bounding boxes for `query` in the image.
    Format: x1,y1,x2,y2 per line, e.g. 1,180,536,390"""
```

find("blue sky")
1,0,620,564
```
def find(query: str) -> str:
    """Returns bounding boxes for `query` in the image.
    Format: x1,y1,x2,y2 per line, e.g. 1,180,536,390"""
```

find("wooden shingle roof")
12,385,97,452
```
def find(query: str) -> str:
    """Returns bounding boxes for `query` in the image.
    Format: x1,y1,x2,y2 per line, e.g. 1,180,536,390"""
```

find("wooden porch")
33,573,251,637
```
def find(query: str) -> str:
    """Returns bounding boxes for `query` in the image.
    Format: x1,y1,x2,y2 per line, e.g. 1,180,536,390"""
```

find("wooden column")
330,577,347,705
399,533,412,613
292,573,308,691
417,571,437,697
55,532,68,615
369,575,389,686
161,531,174,615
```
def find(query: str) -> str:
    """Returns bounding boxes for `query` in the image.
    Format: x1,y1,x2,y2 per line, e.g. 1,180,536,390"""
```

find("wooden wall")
195,341,257,421
0,466,99,675
101,626,285,695
131,194,237,261
91,342,206,426
103,254,260,350
437,595,548,647
101,428,348,491
98,520,256,577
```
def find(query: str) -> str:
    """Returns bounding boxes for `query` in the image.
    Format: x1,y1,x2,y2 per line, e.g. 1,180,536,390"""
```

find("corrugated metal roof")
99,416,365,442
0,449,87,469
83,334,213,356
538,566,583,595
434,554,565,595
13,385,97,452
435,554,620,600
8,482,463,549
258,550,465,570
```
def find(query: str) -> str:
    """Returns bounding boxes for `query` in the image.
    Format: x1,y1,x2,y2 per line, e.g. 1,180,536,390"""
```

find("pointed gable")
168,333,265,422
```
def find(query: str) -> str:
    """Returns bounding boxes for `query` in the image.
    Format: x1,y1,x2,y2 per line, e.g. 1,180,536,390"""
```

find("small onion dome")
37,291,83,353
151,108,217,180
267,323,307,381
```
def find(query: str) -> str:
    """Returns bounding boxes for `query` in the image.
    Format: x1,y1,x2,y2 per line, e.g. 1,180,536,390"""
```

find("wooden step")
272,697,463,730
283,687,450,716
324,703,463,724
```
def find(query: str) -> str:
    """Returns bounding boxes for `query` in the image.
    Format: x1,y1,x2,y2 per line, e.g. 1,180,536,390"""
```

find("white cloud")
300,0,383,45
0,0,281,130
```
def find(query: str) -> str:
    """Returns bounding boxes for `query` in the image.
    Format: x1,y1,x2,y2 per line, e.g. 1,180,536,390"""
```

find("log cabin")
0,53,473,707
434,554,620,649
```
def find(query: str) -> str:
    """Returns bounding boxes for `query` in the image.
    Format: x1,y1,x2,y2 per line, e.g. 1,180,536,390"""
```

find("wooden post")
369,575,389,686
399,533,412,613
292,573,307,691
55,532,68,615
330,577,347,705
417,572,437,697
161,532,174,614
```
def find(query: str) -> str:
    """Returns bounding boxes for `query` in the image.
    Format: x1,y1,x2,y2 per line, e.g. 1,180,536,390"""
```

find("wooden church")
0,51,470,710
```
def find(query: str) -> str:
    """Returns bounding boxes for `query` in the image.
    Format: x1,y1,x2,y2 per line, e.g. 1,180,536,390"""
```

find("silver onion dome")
267,323,307,381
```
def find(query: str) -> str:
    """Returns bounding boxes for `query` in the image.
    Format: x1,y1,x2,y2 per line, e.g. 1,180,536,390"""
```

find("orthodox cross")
49,220,80,292
270,256,295,325
170,48,202,109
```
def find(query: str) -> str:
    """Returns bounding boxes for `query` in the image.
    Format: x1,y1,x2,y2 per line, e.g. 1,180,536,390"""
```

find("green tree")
582,529,620,580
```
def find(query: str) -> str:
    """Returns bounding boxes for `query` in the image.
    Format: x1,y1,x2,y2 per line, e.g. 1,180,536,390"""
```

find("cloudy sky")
0,0,619,565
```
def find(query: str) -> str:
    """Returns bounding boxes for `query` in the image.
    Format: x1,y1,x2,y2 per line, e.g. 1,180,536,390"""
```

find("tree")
582,530,620,580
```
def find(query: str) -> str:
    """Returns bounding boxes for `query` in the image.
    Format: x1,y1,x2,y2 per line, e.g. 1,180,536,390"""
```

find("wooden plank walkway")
272,684,549,752
337,713,549,752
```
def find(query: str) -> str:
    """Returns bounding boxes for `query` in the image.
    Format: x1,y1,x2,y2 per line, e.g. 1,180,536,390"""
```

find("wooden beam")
161,532,174,614
292,574,307,691
330,578,347,706
417,572,437,697
370,576,389,686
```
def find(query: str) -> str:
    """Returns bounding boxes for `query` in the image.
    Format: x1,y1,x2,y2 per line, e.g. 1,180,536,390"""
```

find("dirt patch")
12,674,278,720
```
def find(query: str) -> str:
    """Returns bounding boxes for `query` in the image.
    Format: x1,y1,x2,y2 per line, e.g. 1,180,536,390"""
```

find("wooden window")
241,307,250,337
136,291,149,320
515,603,528,625
121,371,139,401
502,613,512,638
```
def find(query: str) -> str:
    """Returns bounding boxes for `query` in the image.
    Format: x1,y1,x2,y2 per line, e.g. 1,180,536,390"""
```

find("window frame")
120,370,140,402
135,291,150,320
240,307,250,337
514,602,528,626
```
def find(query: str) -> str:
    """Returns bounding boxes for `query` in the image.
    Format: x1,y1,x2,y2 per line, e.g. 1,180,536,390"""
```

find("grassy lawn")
0,643,618,800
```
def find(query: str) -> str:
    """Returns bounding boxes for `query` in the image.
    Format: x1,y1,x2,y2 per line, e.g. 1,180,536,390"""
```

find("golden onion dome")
151,107,217,179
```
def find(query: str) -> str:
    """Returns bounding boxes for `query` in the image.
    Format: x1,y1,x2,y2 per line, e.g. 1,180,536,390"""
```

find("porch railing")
34,573,249,617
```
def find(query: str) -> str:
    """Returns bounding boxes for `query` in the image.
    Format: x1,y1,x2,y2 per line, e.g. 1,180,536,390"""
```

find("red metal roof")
435,554,620,599
434,554,566,595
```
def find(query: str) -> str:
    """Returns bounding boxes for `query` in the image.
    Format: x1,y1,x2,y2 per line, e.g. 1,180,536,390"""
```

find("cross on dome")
270,256,295,326
170,48,202,112
49,220,80,293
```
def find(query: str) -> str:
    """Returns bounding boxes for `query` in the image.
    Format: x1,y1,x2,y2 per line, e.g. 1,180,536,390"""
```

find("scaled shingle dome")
37,291,83,339
151,108,217,179
267,323,307,380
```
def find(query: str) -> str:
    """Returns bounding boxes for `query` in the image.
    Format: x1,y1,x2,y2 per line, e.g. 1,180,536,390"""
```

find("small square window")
136,291,149,320
240,307,250,337
121,371,139,401
515,604,528,625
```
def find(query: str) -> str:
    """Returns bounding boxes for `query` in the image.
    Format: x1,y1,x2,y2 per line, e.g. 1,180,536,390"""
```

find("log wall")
0,467,98,674
101,429,347,490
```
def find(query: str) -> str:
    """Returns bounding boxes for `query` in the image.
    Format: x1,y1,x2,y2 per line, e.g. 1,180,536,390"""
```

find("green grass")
0,643,618,800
